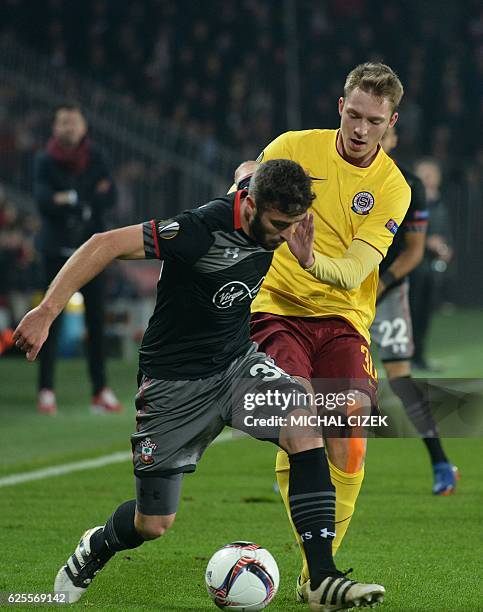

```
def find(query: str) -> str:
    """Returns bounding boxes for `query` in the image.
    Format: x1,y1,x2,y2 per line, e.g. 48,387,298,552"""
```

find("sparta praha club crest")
140,438,157,464
351,191,375,215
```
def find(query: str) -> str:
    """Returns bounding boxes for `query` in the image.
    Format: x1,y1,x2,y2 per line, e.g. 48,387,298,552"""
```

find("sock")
389,376,448,464
90,528,115,563
422,438,448,465
276,449,364,585
389,376,436,436
288,448,337,588
91,500,145,558
328,458,364,556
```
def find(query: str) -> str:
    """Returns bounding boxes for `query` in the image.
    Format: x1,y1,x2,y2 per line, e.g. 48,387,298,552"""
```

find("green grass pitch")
0,309,482,611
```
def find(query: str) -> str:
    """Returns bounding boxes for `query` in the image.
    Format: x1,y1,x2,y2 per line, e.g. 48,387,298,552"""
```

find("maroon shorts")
250,312,378,407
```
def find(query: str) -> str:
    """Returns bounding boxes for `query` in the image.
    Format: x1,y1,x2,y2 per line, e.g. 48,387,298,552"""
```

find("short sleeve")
402,176,428,232
257,132,293,163
354,180,411,258
143,211,213,265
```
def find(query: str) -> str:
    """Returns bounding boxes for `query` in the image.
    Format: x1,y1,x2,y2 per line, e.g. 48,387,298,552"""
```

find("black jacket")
34,143,117,257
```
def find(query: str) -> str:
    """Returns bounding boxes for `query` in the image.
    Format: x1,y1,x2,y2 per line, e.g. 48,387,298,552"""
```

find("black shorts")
131,344,309,478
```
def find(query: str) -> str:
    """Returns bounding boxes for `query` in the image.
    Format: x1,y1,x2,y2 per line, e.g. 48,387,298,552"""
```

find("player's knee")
282,436,323,456
135,513,176,540
384,360,411,379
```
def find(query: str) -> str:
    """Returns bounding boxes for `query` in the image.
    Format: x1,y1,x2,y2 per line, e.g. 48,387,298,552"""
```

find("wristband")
380,269,398,289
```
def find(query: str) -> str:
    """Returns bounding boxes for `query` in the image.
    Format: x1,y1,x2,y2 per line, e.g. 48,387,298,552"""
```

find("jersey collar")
332,129,384,173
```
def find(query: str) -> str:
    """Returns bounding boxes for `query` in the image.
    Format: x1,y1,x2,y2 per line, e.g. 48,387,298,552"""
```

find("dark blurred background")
0,0,481,342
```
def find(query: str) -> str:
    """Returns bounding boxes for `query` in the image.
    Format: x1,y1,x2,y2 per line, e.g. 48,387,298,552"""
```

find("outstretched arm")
13,224,144,361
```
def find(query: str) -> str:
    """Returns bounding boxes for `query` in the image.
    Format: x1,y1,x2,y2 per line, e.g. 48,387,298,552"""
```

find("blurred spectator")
0,0,480,199
0,0,480,169
410,158,453,370
0,187,40,336
33,101,122,415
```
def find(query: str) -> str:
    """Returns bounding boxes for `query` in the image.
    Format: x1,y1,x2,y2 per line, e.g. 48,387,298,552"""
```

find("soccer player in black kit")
14,160,385,611
370,127,458,495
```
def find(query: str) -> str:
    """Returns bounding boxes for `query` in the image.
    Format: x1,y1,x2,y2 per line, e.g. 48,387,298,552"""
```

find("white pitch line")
0,430,234,489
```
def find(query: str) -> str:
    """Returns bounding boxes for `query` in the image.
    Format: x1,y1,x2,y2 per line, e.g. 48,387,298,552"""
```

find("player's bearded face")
339,87,397,160
249,210,279,250
249,208,305,251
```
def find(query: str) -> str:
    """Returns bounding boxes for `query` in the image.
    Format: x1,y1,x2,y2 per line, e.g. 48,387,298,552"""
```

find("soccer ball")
205,541,279,611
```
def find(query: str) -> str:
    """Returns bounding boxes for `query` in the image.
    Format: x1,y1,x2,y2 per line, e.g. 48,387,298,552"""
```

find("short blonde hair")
344,62,404,111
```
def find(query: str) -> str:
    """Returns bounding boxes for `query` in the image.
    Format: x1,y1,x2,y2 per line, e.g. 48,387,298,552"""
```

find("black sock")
91,499,145,558
389,376,433,435
389,376,448,464
422,437,448,464
90,528,114,563
288,447,337,588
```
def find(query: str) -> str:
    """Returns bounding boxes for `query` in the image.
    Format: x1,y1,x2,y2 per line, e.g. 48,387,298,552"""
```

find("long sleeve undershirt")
305,239,382,291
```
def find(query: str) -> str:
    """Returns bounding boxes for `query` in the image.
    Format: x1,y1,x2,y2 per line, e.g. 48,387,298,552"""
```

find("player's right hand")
13,306,53,361
287,213,315,269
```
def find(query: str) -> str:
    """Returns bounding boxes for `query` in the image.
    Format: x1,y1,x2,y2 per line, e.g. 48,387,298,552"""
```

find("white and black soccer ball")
205,541,279,611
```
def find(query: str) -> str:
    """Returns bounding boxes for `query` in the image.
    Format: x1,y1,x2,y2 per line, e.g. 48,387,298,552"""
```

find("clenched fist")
13,305,55,361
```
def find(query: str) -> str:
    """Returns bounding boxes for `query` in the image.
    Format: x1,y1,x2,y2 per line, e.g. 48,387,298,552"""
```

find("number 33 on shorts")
249,360,286,381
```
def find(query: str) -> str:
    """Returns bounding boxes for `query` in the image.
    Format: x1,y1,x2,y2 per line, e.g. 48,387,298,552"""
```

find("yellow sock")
328,458,364,555
275,449,364,585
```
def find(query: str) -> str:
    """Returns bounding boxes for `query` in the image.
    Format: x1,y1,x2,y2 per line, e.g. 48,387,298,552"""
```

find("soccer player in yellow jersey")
236,63,411,605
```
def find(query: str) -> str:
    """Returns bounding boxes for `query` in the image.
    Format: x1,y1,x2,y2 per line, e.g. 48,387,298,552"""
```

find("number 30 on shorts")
360,345,377,381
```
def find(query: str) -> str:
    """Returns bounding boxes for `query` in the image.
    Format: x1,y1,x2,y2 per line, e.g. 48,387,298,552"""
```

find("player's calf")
324,390,370,473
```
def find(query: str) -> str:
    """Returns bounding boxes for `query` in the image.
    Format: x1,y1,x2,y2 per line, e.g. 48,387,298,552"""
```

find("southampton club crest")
351,191,375,215
140,438,157,465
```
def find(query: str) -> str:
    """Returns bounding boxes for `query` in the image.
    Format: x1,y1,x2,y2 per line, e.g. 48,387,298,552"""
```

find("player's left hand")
287,213,315,269
13,305,54,361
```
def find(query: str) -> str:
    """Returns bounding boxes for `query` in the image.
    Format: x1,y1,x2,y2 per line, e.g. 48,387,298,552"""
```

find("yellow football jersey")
252,129,411,341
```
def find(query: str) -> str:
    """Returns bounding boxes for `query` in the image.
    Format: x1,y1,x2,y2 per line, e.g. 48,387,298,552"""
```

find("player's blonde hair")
344,62,404,112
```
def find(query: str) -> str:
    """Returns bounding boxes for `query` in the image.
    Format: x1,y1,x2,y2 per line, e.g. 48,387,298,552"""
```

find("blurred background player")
371,127,459,495
239,62,411,602
410,158,453,371
0,188,38,354
34,102,122,415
